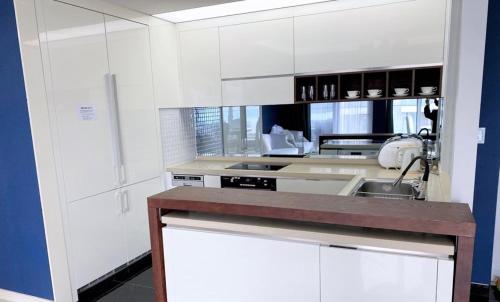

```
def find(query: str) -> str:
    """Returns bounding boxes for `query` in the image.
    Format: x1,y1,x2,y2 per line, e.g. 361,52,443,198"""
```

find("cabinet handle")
115,191,122,216
121,190,130,213
105,73,126,186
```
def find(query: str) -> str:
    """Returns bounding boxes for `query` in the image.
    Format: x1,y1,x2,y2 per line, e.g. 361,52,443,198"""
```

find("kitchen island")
148,187,475,302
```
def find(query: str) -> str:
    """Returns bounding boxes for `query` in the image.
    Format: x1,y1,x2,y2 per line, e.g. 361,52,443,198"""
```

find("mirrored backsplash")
162,98,442,161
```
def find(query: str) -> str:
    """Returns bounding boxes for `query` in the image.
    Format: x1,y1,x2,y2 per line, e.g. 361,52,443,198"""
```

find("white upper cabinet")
179,28,222,107
219,18,294,79
104,16,160,186
41,0,116,202
294,0,446,73
222,76,294,106
150,21,182,108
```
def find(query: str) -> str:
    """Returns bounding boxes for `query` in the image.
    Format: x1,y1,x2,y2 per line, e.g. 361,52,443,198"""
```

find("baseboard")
470,283,491,297
0,289,52,302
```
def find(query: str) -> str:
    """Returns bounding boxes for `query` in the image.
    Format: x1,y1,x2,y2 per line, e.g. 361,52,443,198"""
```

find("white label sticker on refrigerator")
79,105,96,121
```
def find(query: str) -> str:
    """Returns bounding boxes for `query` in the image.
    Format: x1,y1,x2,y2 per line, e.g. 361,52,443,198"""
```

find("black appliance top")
225,162,290,171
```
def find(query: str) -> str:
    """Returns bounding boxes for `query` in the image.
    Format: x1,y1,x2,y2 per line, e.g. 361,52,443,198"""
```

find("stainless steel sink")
350,179,421,200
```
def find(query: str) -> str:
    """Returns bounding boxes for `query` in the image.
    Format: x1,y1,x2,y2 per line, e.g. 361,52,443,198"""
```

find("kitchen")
1,0,499,302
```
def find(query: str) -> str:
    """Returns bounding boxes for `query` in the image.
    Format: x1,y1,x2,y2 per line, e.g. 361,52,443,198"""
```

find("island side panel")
453,236,475,302
148,205,167,302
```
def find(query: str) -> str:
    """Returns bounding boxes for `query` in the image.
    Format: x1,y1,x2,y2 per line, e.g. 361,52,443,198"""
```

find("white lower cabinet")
68,189,127,288
203,175,221,188
163,227,321,302
69,177,162,288
320,246,445,302
122,178,163,261
276,178,349,195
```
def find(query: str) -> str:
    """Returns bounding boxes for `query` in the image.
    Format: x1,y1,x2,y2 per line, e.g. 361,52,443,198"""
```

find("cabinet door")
68,189,126,288
105,16,161,186
179,28,222,107
203,175,221,188
41,0,116,202
164,227,320,302
294,0,446,73
320,246,438,302
277,179,349,195
122,178,162,261
220,18,294,78
222,76,294,106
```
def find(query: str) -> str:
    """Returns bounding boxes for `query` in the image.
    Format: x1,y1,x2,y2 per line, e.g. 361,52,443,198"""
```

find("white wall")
492,170,500,282
441,0,489,208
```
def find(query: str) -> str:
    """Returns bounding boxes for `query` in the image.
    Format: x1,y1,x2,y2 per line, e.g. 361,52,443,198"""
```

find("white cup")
347,90,360,97
367,89,382,96
394,88,409,95
421,86,437,94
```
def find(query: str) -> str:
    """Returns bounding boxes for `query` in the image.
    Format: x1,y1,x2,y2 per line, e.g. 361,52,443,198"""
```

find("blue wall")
472,0,500,285
0,0,53,299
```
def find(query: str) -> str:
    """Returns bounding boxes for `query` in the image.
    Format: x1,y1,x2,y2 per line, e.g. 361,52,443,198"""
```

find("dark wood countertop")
148,187,476,302
148,187,475,237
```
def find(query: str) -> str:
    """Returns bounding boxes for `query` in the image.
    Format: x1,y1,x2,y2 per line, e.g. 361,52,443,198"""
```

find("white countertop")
166,156,449,202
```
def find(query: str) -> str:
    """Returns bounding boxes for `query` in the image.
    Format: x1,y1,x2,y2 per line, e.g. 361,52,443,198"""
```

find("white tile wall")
159,108,196,167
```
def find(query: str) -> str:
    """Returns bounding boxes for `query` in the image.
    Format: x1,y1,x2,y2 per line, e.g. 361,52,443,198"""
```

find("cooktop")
225,162,290,171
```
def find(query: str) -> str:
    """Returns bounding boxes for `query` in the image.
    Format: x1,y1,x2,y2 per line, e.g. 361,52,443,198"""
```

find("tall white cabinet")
37,0,162,291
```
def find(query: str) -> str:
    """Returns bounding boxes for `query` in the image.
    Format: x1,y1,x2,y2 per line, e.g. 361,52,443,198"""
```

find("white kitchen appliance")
378,136,423,169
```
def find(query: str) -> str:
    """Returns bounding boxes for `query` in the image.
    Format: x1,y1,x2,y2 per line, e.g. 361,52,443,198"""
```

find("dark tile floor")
96,267,500,302
96,268,154,302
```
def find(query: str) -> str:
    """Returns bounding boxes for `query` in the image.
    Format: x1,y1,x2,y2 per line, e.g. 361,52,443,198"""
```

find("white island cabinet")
163,227,321,302
320,246,453,302
294,0,446,73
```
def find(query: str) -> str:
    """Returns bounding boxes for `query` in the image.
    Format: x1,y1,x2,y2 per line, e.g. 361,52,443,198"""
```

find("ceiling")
102,0,242,15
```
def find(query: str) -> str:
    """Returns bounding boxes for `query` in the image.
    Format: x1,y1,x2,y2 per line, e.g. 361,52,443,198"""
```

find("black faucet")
393,156,430,200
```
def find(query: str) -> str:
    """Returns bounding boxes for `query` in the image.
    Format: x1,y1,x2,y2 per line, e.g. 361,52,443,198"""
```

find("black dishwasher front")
220,176,276,191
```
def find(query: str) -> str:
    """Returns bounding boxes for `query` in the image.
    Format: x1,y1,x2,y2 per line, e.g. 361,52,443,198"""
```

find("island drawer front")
320,246,453,302
163,226,320,302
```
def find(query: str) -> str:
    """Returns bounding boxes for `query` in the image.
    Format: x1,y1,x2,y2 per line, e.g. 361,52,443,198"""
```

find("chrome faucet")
393,156,430,200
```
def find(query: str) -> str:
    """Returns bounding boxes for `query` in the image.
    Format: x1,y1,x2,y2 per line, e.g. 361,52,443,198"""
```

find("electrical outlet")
478,127,486,144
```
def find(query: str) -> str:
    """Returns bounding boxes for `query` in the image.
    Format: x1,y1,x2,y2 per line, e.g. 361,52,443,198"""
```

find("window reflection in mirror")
194,99,442,157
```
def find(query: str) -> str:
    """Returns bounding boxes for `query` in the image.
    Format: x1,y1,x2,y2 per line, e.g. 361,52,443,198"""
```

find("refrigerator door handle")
105,73,126,186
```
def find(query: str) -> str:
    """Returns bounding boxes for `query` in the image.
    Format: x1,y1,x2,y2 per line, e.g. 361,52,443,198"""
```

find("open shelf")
294,66,443,103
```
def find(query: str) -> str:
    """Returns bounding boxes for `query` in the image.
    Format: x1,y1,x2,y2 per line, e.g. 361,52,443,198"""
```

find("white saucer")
419,92,435,96
345,95,360,99
367,94,382,98
393,93,409,97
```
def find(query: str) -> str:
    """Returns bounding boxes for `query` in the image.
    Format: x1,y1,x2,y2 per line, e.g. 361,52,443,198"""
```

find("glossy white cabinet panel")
277,178,349,195
294,0,446,73
149,21,182,108
203,175,221,188
320,246,438,302
105,16,161,186
219,18,294,78
68,189,126,288
41,0,116,202
222,76,294,106
436,259,454,302
164,227,321,302
179,28,222,107
122,178,162,261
